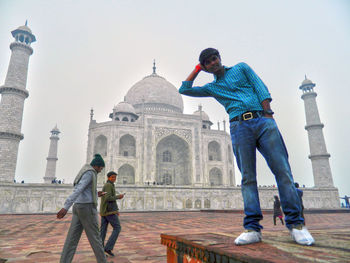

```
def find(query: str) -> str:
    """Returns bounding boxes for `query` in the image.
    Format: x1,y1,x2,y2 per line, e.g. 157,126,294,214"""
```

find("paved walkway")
0,212,349,262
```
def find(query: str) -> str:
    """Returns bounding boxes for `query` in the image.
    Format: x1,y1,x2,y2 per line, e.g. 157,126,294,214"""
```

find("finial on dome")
25,20,28,26
153,59,156,74
198,104,202,111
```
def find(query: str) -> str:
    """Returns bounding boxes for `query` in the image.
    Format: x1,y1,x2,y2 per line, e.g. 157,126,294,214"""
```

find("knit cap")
90,154,105,167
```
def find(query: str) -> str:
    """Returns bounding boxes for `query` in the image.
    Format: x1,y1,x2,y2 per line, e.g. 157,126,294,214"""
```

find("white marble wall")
0,183,340,214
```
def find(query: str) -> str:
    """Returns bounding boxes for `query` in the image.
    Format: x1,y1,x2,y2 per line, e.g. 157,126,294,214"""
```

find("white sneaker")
290,225,315,246
234,230,262,245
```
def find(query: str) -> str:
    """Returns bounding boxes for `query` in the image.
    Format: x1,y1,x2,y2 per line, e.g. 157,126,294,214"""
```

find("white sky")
0,0,349,198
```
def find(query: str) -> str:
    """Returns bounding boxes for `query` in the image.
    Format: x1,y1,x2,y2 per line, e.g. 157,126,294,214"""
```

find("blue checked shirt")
179,62,272,120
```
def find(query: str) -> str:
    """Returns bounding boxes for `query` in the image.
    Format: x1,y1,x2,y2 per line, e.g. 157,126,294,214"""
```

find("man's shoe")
104,249,115,257
234,230,262,245
290,225,314,246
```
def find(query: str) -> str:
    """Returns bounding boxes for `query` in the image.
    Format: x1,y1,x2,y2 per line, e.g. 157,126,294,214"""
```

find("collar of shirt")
213,66,232,82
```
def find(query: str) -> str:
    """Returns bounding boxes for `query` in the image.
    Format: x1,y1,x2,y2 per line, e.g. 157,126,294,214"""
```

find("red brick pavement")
0,212,349,262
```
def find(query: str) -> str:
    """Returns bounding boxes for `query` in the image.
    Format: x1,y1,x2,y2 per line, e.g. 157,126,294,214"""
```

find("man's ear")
201,64,209,72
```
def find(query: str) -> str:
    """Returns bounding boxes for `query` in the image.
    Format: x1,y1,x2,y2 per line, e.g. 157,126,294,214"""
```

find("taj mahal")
0,24,340,214
87,62,235,189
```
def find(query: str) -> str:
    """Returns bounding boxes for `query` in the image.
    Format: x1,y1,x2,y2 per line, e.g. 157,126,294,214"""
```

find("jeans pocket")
230,121,240,134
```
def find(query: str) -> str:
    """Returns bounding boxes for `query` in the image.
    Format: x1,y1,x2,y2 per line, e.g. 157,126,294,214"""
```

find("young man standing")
57,154,108,263
179,48,314,246
100,171,124,257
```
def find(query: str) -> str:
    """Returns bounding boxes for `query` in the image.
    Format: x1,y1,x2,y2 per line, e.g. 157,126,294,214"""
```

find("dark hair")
294,182,299,188
107,171,117,178
199,48,220,65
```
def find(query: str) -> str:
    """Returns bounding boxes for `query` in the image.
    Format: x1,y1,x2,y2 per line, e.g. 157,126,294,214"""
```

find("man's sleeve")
63,171,93,210
241,63,272,103
105,184,118,202
179,81,211,97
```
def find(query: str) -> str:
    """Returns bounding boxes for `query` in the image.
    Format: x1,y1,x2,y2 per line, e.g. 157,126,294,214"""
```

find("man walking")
57,154,108,263
100,171,124,257
179,48,314,246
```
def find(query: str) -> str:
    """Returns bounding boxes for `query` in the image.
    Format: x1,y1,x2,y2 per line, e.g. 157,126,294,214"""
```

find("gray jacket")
63,165,98,210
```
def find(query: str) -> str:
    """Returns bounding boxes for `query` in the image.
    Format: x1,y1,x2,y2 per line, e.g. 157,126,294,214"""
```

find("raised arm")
179,64,211,97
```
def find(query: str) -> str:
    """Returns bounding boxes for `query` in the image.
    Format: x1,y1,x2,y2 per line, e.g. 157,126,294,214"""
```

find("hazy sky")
1,0,349,198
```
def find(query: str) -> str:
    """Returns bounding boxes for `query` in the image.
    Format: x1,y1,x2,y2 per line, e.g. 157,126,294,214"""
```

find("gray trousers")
60,203,107,263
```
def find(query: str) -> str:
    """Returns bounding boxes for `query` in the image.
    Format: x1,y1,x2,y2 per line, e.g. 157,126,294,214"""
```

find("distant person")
56,154,108,263
273,195,284,226
179,47,314,246
295,182,305,223
100,171,124,257
340,195,349,208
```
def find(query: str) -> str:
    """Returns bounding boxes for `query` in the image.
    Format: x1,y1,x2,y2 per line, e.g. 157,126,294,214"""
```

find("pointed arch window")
163,150,172,162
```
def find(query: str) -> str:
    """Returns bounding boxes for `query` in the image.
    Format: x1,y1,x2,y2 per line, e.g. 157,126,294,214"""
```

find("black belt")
230,111,263,122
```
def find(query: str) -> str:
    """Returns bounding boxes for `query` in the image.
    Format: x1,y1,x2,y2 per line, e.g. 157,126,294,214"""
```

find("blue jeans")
100,214,121,251
230,116,304,231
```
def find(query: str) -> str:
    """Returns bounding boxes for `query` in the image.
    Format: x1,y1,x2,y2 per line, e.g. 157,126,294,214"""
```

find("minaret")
299,76,334,187
0,22,36,183
43,126,60,183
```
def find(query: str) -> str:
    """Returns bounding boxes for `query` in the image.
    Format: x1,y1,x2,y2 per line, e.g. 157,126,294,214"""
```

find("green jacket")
100,180,119,216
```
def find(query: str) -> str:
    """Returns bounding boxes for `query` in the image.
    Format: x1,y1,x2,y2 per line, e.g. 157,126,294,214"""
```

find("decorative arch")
162,150,172,162
119,134,136,157
195,199,201,209
229,170,234,186
156,134,192,185
186,199,192,209
160,173,172,185
209,167,223,186
204,199,210,208
94,135,107,157
228,145,233,164
208,141,221,161
117,164,135,185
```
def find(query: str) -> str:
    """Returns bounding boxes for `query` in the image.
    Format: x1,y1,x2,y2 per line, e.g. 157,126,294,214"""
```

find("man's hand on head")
194,63,203,73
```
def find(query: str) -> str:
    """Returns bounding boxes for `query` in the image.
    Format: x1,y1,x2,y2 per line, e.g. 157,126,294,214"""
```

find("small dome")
11,23,36,43
193,110,210,122
302,78,313,85
17,25,32,34
125,73,184,113
50,125,60,135
114,101,136,115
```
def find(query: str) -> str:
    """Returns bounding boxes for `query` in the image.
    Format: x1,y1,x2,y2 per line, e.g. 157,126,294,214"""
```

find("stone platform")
0,211,349,262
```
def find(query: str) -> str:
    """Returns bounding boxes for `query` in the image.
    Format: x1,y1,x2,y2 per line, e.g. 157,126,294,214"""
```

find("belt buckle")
242,112,253,121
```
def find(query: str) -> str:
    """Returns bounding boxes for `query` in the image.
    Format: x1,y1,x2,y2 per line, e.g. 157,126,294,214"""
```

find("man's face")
94,166,104,173
108,174,117,183
202,55,222,74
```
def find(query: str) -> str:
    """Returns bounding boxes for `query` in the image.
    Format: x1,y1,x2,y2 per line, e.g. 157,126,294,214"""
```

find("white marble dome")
302,78,313,85
125,72,184,113
193,110,210,122
17,25,32,34
114,101,136,115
